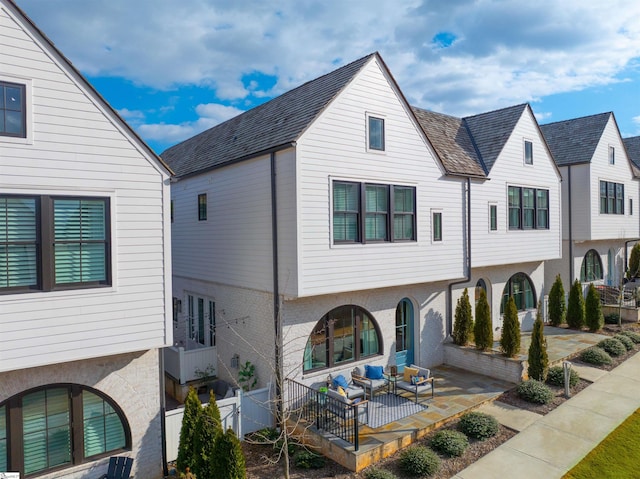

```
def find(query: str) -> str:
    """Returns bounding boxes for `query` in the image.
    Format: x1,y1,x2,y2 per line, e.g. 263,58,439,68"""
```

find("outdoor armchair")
396,365,434,404
351,365,388,399
98,456,133,479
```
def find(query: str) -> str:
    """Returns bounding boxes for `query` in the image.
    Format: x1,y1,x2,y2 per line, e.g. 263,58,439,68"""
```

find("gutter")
270,152,283,426
446,177,472,336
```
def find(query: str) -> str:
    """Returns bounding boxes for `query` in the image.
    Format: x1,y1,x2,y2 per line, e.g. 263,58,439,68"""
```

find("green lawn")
563,408,640,479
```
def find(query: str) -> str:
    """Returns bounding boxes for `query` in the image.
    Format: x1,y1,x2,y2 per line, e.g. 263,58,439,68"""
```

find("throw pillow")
404,366,419,382
337,386,347,397
410,375,426,385
365,365,384,380
332,374,349,390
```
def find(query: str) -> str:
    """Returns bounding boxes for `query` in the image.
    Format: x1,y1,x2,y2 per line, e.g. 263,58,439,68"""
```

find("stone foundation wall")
443,343,524,384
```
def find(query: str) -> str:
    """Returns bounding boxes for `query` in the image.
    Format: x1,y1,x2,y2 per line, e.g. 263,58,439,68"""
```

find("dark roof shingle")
161,53,376,177
411,107,486,177
624,136,640,170
539,112,611,166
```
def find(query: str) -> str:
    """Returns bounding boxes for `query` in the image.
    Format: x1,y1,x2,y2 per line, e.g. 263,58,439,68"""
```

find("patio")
290,326,607,472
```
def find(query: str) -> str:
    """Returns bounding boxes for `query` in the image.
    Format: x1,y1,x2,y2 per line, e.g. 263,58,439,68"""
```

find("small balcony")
164,339,217,402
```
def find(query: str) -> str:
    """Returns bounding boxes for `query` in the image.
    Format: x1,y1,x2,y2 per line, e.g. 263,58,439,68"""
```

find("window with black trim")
524,140,533,165
0,195,111,294
580,249,603,282
0,81,26,138
0,384,130,477
303,305,381,372
332,181,415,243
599,181,624,214
368,116,385,151
609,146,615,165
501,272,535,313
508,186,549,229
630,198,633,216
198,193,207,221
171,200,174,223
432,211,442,241
489,204,498,231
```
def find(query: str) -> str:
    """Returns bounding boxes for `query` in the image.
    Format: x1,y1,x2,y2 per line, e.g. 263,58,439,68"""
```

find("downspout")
159,349,168,477
270,152,283,426
447,178,472,336
568,166,573,281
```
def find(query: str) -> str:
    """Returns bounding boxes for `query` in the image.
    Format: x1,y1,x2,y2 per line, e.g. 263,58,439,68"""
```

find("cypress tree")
474,289,493,351
213,428,247,479
585,283,604,332
548,274,566,326
176,387,202,474
628,243,640,279
453,288,473,346
500,296,521,358
528,303,549,381
194,391,224,478
566,279,585,329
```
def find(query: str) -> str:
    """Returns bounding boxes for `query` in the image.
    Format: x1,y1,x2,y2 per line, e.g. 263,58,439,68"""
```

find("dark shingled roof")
462,104,528,173
539,112,611,167
161,53,376,177
624,136,640,170
412,107,486,177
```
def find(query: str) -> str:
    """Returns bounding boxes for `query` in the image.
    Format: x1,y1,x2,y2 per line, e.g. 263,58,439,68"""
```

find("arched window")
581,249,603,282
501,273,536,313
303,305,382,372
0,384,130,476
475,279,487,305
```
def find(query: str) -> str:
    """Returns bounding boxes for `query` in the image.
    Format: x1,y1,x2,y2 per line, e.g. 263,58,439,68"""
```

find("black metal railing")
595,284,638,307
285,379,364,450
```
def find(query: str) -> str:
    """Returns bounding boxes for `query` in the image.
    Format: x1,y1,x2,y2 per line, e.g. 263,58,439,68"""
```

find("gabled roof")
162,53,377,178
411,107,486,177
539,112,611,167
624,136,640,170
463,104,528,172
2,0,172,176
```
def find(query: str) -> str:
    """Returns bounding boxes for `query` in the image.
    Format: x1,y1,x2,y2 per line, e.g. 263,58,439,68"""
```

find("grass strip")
563,408,640,479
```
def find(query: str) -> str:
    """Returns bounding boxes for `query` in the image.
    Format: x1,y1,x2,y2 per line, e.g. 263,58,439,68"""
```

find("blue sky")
15,0,640,155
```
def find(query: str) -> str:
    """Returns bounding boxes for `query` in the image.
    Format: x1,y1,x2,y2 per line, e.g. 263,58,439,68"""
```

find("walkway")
454,350,640,478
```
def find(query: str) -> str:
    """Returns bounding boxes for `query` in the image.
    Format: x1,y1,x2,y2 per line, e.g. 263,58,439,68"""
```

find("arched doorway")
395,298,414,372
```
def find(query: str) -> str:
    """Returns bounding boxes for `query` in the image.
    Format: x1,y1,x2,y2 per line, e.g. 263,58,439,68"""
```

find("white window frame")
524,139,533,165
431,209,443,243
186,292,216,347
489,203,498,232
608,145,615,165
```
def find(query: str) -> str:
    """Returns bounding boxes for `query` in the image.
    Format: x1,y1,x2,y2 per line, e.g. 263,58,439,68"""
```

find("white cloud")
117,108,145,120
15,0,640,126
138,103,244,143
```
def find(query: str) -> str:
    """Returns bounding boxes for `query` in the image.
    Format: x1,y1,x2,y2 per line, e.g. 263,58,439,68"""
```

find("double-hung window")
0,81,26,138
333,181,415,243
1,195,110,293
507,186,550,230
599,181,624,214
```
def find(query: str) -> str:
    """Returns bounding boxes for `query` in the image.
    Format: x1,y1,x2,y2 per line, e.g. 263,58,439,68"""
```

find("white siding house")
163,53,470,391
414,105,562,331
0,2,172,478
541,113,640,291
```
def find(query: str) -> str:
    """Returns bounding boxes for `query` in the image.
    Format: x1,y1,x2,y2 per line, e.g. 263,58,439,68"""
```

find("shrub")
453,288,473,346
458,411,499,440
474,289,493,351
430,429,469,457
604,313,620,325
517,379,554,404
620,330,640,343
528,305,549,381
212,428,246,479
597,338,627,357
546,365,579,388
580,347,613,365
194,392,223,478
501,296,521,358
176,387,202,473
548,274,566,326
248,427,279,443
294,450,326,469
585,283,604,332
614,334,635,351
628,243,640,279
364,467,398,479
399,446,441,477
566,279,585,329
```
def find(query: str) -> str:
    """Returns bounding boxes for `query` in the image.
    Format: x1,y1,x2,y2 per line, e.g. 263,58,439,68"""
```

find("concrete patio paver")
570,362,608,382
455,350,640,478
477,401,542,432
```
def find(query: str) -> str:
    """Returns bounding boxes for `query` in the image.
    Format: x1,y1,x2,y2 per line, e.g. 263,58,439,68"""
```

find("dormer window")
368,115,385,151
609,146,615,165
524,140,533,165
0,81,26,138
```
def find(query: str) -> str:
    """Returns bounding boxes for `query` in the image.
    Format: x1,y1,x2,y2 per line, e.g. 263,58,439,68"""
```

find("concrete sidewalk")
454,351,640,478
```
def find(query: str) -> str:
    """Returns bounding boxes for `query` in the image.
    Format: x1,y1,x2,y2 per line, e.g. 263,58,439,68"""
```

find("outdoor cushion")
410,375,426,385
365,365,384,379
404,366,419,382
327,388,351,404
337,386,348,397
332,374,349,389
